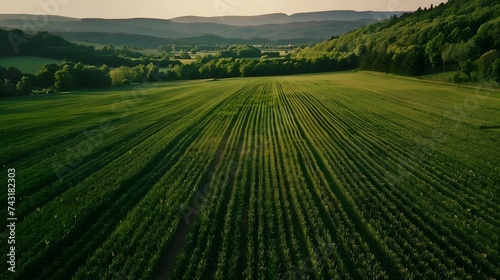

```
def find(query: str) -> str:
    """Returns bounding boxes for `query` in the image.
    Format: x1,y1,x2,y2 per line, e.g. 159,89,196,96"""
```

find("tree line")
0,49,358,96
1,29,181,68
177,53,356,79
296,0,500,83
109,53,357,86
0,62,112,96
0,59,193,96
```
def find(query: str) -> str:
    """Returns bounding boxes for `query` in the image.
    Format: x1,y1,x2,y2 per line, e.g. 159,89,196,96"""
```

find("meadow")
0,72,498,279
0,56,62,74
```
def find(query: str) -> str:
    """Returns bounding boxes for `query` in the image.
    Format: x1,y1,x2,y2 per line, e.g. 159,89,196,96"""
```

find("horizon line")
0,9,409,21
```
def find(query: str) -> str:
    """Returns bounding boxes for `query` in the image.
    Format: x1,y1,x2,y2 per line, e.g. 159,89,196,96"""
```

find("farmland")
0,72,499,279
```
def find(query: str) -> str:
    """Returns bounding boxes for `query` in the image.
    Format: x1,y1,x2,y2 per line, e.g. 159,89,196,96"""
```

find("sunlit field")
0,56,62,74
1,72,498,279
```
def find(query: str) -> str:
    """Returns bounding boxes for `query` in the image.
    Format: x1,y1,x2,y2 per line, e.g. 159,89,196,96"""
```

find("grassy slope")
0,72,498,279
0,56,62,74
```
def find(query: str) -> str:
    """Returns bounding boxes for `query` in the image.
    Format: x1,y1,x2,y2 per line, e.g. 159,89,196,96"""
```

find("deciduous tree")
16,76,32,95
55,65,75,91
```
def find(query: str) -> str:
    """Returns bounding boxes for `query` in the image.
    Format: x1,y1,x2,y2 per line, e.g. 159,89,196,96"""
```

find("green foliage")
220,45,262,58
16,76,32,95
0,29,182,68
171,53,357,80
1,79,16,95
177,51,191,59
389,45,428,75
425,32,445,67
477,50,499,78
473,17,500,53
54,65,75,91
460,60,476,77
121,78,131,85
70,62,84,87
6,66,22,84
296,0,499,80
0,66,7,80
81,66,112,88
239,62,256,77
110,67,126,86
492,58,500,83
110,63,166,86
36,63,60,88
146,62,159,81
262,51,280,58
442,41,480,72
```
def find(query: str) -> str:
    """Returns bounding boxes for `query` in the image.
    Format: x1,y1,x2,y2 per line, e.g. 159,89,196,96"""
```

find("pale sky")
1,0,446,19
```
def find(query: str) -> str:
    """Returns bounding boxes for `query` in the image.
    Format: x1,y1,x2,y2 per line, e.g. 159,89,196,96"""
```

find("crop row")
280,79,499,278
168,76,498,279
1,74,497,279
2,82,249,279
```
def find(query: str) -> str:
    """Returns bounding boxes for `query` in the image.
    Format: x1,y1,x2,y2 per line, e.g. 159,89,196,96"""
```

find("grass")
0,56,62,73
416,70,499,88
0,72,498,279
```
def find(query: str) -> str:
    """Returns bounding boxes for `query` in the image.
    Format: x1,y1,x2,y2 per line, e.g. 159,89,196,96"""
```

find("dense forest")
296,0,500,80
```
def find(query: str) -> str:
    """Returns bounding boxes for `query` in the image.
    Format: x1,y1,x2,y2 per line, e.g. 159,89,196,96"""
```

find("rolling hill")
297,0,500,78
54,33,278,49
170,10,402,26
0,56,61,73
43,18,374,41
0,11,403,44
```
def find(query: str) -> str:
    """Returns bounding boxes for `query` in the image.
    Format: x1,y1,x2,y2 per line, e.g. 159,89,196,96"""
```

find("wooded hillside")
296,0,500,80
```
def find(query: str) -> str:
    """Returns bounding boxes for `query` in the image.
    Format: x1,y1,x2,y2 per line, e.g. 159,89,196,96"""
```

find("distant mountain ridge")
0,14,79,22
171,10,403,26
0,10,402,26
0,16,378,41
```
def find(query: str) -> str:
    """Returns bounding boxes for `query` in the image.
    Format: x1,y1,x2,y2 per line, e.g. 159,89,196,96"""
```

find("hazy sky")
1,0,446,19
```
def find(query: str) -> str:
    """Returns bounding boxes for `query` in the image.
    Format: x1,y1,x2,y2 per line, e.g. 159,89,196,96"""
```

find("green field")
0,72,499,279
0,56,62,74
